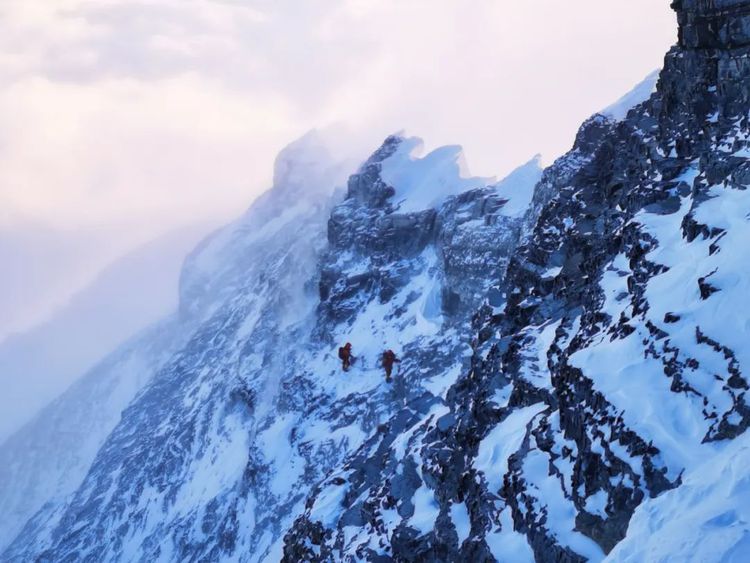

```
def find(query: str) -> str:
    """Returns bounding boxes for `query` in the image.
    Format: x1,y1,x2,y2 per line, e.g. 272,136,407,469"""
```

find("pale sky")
0,0,677,335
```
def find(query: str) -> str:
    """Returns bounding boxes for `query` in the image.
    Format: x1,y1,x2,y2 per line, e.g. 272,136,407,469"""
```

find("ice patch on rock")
475,403,548,492
409,484,440,535
450,501,471,545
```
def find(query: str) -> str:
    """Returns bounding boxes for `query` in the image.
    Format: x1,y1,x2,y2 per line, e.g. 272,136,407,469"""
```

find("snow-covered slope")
493,155,544,218
3,131,541,561
600,70,659,122
0,130,354,556
608,434,750,562
0,317,194,554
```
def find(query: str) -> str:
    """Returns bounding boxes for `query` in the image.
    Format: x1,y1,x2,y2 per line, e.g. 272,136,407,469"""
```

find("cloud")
0,73,295,227
0,0,677,234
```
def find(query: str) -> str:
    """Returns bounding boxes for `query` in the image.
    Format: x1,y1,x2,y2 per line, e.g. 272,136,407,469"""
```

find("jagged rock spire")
673,0,750,48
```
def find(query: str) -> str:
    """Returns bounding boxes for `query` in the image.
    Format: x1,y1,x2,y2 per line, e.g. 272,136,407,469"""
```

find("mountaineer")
338,342,354,371
381,349,401,383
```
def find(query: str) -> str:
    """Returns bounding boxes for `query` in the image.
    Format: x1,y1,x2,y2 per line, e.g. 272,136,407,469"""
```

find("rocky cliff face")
3,132,541,561
282,3,750,561
674,0,750,48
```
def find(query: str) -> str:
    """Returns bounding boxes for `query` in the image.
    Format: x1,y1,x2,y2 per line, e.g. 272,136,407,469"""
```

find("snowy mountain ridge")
0,133,350,557
1,129,542,561
5,1,750,561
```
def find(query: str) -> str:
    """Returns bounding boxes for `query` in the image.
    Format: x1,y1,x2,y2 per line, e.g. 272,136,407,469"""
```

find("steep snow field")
600,70,660,122
0,131,352,555
0,316,194,552
608,434,750,562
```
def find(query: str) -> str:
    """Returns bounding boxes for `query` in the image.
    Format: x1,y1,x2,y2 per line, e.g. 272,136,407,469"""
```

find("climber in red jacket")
382,349,401,382
338,343,354,372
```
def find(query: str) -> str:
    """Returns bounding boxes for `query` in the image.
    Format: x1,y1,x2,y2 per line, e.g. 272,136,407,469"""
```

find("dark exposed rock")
674,0,750,49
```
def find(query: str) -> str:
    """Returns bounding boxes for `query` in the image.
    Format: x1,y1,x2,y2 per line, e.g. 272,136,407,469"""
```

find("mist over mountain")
3,2,750,562
0,223,212,443
0,224,125,342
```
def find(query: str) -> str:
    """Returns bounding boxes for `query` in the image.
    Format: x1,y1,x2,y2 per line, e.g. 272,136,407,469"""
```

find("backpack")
338,347,347,360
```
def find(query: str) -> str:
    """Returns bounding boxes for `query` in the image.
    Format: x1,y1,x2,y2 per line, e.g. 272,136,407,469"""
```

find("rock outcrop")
674,0,750,48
